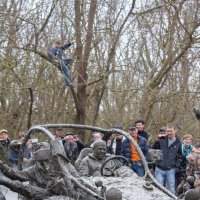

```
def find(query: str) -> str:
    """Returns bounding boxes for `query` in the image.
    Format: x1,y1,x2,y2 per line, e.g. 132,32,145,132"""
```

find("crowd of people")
0,119,200,197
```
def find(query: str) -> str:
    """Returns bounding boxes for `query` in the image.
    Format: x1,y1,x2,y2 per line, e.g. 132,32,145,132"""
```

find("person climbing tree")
49,38,74,88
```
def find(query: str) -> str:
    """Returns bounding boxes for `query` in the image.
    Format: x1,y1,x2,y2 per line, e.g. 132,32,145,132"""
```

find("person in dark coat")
121,125,148,177
152,124,182,194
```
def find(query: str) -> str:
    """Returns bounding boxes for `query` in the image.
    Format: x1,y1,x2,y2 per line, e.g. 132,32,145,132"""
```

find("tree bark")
74,0,97,130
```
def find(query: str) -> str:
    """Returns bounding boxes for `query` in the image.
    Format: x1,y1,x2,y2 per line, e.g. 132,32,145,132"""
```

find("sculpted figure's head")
92,140,106,160
106,187,122,200
32,142,52,171
184,189,200,200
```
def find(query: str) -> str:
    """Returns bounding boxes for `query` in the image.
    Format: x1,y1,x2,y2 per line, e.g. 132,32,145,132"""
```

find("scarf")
182,144,193,157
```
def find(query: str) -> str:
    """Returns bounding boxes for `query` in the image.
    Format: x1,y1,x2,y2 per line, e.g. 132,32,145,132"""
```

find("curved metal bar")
39,123,113,133
21,125,55,152
18,126,55,169
27,125,55,139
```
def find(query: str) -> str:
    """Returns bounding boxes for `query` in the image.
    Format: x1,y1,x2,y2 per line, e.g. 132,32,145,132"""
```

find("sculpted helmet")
92,140,106,150
184,189,200,200
33,140,66,161
33,142,52,161
106,188,122,200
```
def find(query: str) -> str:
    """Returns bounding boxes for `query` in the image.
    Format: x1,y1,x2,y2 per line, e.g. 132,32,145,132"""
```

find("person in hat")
149,126,167,175
0,128,10,200
121,125,148,177
158,127,167,138
151,126,167,144
0,129,10,165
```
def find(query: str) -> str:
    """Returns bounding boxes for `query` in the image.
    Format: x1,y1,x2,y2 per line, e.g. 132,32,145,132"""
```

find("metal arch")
26,125,55,140
18,125,55,170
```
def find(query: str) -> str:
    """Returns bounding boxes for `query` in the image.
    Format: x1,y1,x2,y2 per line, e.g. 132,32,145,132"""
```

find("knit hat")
0,129,8,134
129,125,137,131
159,127,167,132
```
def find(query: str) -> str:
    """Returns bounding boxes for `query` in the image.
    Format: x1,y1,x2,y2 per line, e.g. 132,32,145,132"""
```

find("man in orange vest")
121,125,148,177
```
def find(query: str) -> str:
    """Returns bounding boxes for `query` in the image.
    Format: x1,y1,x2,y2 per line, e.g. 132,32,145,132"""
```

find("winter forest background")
0,0,200,142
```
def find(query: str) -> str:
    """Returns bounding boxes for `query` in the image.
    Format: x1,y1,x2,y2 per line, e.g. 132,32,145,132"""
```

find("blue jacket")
152,136,182,170
49,43,72,60
121,136,148,163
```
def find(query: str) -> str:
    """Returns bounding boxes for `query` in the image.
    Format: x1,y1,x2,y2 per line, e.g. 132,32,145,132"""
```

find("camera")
32,138,38,143
159,136,166,139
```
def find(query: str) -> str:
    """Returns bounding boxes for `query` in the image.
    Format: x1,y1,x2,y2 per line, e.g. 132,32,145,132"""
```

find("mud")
83,175,174,200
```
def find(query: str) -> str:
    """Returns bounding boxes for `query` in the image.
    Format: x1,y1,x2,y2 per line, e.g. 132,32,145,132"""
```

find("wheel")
100,155,129,176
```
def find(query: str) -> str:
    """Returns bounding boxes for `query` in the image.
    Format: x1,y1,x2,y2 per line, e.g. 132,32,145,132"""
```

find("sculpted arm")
0,159,33,182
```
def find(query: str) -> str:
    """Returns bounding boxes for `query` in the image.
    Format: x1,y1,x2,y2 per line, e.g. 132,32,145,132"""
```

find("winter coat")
49,43,72,60
0,139,10,164
138,130,149,140
109,136,125,155
152,136,182,170
121,136,149,163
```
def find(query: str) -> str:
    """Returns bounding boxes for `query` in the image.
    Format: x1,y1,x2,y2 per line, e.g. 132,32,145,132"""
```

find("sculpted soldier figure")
0,139,101,200
79,140,111,176
186,144,200,190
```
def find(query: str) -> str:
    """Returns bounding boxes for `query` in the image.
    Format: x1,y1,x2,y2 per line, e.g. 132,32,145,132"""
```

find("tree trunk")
74,0,97,133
